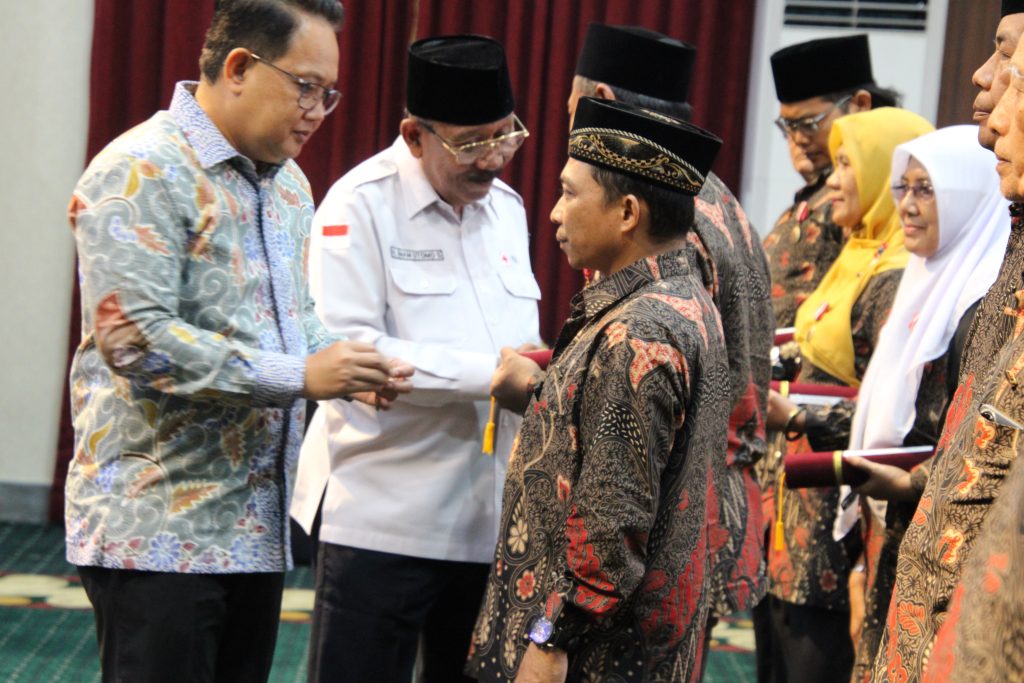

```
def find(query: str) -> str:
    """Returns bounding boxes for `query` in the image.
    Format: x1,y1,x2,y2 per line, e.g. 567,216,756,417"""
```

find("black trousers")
78,566,284,683
753,594,854,683
308,543,489,683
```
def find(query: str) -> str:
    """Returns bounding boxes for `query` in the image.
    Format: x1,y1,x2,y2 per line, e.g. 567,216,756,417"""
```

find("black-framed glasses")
892,181,936,203
417,114,529,164
774,95,852,138
250,52,342,115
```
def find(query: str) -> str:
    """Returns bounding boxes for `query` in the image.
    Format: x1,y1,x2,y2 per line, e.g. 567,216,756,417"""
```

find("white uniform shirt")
292,137,542,563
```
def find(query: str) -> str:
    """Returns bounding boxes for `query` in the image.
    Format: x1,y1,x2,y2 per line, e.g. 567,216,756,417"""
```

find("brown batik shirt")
763,269,903,611
466,251,731,683
763,173,846,328
871,204,1024,683
690,172,773,616
922,441,1024,683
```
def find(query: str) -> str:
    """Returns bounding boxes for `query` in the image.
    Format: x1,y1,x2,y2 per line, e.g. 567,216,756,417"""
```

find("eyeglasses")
250,52,342,115
417,114,530,164
892,182,936,203
774,95,852,138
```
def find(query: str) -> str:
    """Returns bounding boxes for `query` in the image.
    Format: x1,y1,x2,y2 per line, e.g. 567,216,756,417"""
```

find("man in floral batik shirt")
65,2,409,681
870,4,1024,681
467,97,730,682
567,24,774,633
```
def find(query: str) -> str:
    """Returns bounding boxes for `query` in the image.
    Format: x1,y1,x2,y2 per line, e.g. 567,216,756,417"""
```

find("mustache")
466,170,499,183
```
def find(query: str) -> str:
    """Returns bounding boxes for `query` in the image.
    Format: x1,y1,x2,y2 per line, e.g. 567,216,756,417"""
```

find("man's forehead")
998,13,1024,44
436,114,514,141
778,96,834,118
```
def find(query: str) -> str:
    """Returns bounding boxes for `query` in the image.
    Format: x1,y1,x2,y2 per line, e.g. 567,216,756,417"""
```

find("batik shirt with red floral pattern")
922,441,1024,683
763,173,846,328
689,172,773,616
871,204,1024,682
466,251,731,682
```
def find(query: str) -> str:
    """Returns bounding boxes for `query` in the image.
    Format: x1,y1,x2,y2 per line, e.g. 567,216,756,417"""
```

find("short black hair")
823,84,903,109
576,75,693,122
589,162,696,243
199,0,344,82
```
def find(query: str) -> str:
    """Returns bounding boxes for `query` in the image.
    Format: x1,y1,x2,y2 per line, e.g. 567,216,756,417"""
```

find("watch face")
528,616,554,644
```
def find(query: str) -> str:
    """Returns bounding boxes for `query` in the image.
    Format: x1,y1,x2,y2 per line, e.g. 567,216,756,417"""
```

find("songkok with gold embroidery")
771,34,875,103
575,23,696,103
1004,0,1024,16
568,97,721,196
407,35,514,125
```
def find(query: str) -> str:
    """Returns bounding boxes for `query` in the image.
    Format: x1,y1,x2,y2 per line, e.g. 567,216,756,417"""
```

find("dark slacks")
753,594,854,683
78,566,284,683
308,543,489,683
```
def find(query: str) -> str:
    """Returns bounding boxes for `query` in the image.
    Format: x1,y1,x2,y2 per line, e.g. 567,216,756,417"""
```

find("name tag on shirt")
390,246,445,262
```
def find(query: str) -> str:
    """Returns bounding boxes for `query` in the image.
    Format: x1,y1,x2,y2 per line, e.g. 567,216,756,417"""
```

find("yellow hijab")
794,108,934,386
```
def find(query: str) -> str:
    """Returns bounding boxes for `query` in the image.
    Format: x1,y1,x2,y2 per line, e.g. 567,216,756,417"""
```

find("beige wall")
0,1,92,520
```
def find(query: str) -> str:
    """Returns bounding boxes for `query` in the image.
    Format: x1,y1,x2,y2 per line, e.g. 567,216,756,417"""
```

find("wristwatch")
528,616,557,648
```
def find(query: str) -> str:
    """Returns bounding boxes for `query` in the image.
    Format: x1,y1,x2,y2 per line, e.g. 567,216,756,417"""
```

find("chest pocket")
389,264,457,296
497,268,542,300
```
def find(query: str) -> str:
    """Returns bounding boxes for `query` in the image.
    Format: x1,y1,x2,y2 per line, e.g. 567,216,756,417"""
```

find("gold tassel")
482,397,497,455
774,471,786,552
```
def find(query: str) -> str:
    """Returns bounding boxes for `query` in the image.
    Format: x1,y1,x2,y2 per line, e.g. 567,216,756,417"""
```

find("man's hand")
303,341,395,401
514,643,568,683
491,347,543,414
847,457,918,502
350,358,415,410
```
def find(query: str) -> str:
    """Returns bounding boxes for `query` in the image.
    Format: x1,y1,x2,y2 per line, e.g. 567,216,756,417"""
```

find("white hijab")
837,125,1009,538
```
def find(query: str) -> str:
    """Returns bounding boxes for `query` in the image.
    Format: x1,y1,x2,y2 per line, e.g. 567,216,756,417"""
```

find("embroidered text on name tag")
390,246,445,261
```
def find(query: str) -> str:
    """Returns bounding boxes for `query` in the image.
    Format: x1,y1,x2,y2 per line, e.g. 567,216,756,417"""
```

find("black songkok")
771,34,875,103
575,23,696,103
568,97,720,196
406,35,514,125
1004,0,1024,16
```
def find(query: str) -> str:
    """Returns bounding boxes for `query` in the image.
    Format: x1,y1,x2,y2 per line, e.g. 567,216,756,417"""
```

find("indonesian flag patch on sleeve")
322,224,350,249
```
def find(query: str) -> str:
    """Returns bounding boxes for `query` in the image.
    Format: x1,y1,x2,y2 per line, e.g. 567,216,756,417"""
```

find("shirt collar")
576,249,693,320
170,81,281,180
390,136,493,220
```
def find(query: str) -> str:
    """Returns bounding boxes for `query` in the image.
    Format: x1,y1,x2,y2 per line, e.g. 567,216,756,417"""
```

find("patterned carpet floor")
0,522,755,682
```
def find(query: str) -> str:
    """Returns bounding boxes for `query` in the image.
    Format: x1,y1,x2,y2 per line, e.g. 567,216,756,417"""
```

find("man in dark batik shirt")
567,24,774,624
870,5,1024,681
762,34,902,328
466,98,730,682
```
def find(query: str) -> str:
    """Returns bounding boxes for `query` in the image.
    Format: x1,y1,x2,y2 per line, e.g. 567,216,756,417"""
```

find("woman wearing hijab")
838,125,1009,682
760,107,933,683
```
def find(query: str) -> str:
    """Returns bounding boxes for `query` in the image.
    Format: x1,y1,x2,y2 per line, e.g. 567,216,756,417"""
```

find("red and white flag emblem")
322,224,350,249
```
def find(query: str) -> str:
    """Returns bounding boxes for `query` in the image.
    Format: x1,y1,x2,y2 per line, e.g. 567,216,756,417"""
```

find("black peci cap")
406,35,514,125
1004,0,1024,16
568,97,721,196
771,34,875,103
575,23,697,103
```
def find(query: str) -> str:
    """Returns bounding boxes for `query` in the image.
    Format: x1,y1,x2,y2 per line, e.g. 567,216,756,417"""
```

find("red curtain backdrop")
52,0,756,520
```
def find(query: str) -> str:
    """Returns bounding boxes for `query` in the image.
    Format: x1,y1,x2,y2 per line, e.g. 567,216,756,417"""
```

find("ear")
222,48,254,94
594,82,617,102
400,118,425,159
619,194,642,236
849,89,872,112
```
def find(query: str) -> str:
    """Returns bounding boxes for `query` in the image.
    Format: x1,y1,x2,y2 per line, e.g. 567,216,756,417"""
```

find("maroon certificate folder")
784,446,934,488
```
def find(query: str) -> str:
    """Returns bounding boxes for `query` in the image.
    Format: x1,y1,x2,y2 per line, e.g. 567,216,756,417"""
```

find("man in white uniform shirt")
292,35,542,682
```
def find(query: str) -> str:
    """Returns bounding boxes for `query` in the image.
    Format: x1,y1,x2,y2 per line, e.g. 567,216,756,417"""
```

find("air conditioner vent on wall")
784,0,928,31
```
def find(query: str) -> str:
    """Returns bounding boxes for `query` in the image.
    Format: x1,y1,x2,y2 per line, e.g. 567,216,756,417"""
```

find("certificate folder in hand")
784,445,934,488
